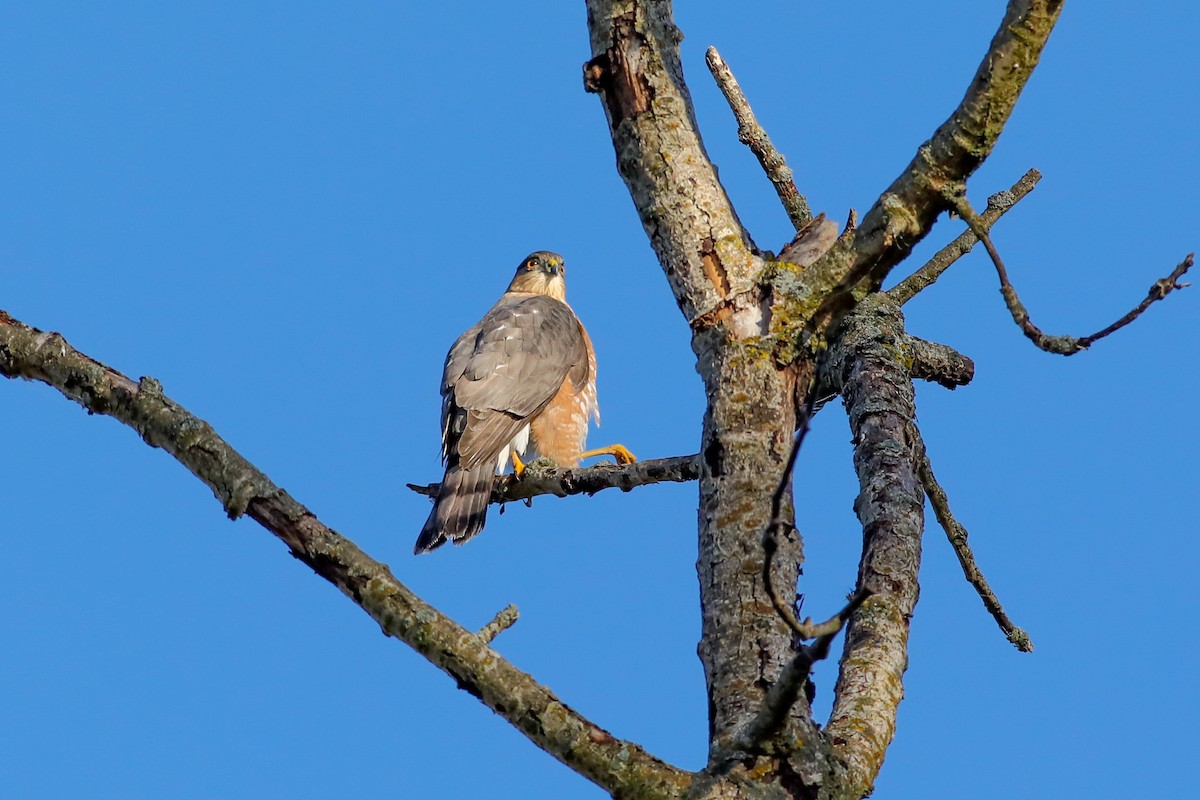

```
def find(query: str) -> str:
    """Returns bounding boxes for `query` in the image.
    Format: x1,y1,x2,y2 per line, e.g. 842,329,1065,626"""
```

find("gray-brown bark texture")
8,1,1188,799
581,1,1065,798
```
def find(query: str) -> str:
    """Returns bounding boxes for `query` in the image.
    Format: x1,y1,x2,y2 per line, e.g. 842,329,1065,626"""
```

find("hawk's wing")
441,293,587,470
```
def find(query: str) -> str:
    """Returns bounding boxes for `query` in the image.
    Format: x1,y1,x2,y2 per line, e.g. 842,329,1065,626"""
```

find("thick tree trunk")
694,330,807,752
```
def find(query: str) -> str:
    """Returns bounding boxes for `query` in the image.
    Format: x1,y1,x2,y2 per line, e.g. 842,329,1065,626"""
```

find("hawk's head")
507,251,567,301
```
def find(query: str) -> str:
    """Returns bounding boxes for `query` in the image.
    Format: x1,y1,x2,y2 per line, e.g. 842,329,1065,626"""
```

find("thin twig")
729,588,870,755
888,169,1041,304
407,454,700,505
706,46,812,230
477,604,520,644
947,190,1194,355
762,386,821,638
914,427,1033,652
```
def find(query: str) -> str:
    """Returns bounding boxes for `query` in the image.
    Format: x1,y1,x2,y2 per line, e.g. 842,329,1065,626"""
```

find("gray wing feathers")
440,294,585,469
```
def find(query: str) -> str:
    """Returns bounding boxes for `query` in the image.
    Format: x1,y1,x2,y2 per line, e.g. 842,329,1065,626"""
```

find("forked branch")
784,1,1066,341
889,168,1042,304
730,588,870,756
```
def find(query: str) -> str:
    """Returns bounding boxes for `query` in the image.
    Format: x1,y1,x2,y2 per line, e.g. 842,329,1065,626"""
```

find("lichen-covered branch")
0,310,692,800
888,168,1042,304
778,1,1065,345
705,46,812,231
947,192,1194,355
407,454,700,505
477,604,520,644
821,295,925,799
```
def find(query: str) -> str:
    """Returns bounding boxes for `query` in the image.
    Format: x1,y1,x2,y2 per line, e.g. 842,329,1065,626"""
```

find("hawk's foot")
580,444,637,465
511,450,527,479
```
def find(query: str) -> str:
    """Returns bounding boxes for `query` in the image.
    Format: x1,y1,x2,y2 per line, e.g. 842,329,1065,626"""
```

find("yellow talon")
580,444,637,465
511,449,527,478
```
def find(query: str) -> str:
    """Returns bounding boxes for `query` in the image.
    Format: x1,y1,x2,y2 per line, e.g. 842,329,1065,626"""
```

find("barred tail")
413,463,494,554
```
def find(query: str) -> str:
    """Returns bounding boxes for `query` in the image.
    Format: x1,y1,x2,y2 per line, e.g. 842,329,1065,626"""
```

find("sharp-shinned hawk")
414,251,635,554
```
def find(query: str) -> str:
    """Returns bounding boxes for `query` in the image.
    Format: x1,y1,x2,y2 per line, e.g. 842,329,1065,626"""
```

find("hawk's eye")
525,260,537,270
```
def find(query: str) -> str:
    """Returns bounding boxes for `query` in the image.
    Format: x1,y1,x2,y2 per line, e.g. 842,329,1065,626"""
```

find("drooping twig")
408,454,700,506
913,430,1032,652
0,310,692,799
706,46,812,231
477,604,520,644
729,588,871,755
762,386,820,639
888,168,1042,304
947,191,1194,355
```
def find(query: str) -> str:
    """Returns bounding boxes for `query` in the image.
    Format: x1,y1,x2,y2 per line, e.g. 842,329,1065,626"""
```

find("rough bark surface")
822,296,926,798
585,1,826,773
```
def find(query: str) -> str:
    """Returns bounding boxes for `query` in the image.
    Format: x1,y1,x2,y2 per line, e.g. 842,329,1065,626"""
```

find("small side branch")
889,169,1041,304
907,337,975,389
477,604,520,644
407,455,700,505
914,433,1032,652
948,192,1194,355
706,46,812,230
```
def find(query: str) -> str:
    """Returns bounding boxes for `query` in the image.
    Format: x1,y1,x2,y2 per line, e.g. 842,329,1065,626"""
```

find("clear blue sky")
2,3,1196,798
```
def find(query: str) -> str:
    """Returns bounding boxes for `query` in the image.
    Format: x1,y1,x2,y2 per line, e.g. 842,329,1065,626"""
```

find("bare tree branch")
0,310,692,800
407,454,700,505
947,191,1194,354
821,295,925,799
773,1,1065,348
888,168,1042,304
914,435,1033,652
706,46,812,231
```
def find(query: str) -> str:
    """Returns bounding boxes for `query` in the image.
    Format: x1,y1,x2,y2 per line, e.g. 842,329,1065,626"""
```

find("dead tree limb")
408,455,700,505
0,310,692,800
773,1,1066,351
915,436,1033,652
706,46,812,230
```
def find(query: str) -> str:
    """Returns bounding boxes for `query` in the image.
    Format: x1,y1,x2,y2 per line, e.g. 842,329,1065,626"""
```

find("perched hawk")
415,251,635,554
